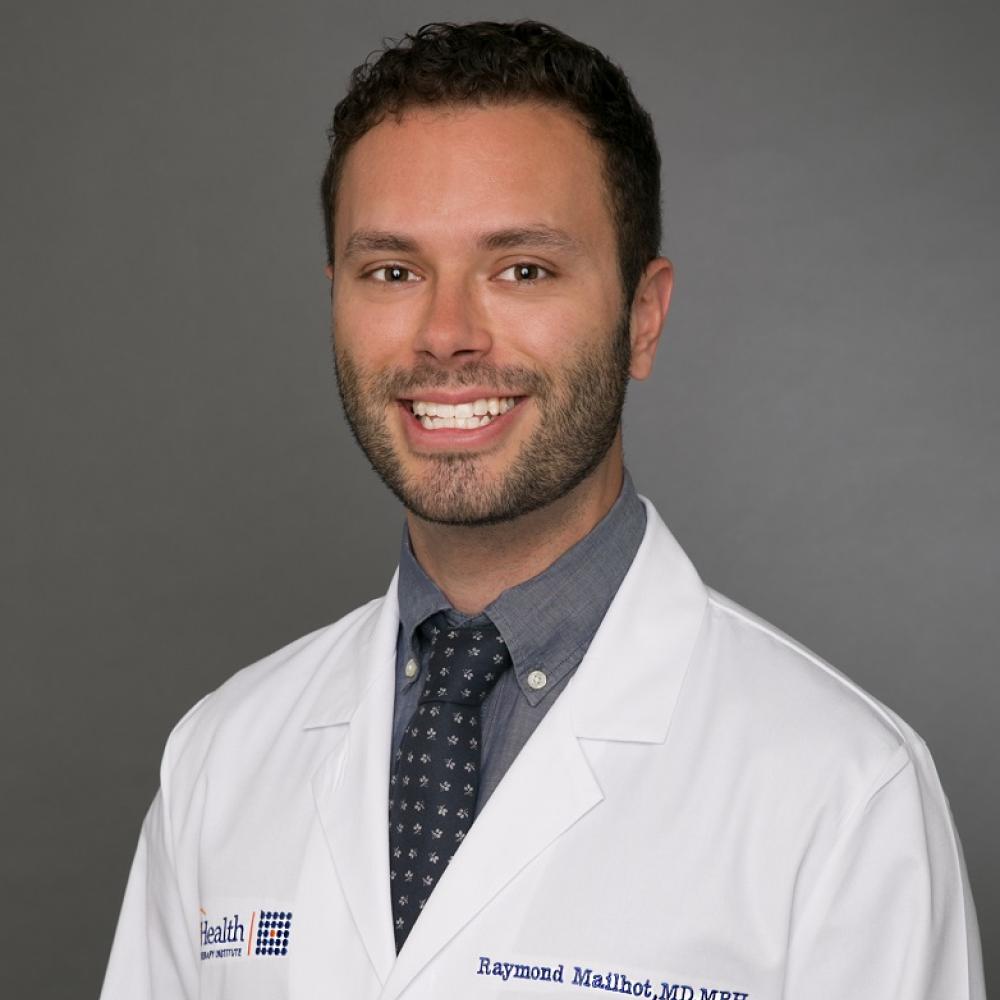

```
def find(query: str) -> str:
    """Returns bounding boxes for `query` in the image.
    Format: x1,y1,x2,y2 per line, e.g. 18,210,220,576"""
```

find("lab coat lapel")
380,695,602,1000
380,501,708,1000
307,578,401,986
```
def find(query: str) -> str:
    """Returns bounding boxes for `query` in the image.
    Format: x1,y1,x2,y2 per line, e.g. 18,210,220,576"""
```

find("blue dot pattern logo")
254,910,292,956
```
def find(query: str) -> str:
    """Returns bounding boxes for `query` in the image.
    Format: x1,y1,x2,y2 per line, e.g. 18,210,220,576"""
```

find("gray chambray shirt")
392,470,646,813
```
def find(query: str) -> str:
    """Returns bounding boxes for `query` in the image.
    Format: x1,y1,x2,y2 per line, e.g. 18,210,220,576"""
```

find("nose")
412,274,492,364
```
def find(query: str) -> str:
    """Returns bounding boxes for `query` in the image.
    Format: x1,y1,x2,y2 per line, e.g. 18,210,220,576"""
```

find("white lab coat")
101,499,985,1000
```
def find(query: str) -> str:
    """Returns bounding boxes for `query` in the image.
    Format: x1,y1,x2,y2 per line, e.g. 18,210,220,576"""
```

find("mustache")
367,361,551,398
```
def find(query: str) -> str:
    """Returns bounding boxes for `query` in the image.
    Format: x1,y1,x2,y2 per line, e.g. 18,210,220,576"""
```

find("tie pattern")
389,613,511,951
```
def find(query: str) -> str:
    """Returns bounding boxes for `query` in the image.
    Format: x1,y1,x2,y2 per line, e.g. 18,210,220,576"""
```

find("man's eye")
367,265,418,283
496,263,551,283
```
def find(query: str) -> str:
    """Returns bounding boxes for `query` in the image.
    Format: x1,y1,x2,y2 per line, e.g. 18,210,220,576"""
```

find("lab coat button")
404,658,419,679
527,670,547,690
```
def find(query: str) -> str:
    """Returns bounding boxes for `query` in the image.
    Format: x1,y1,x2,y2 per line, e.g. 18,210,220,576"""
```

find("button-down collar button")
527,670,547,691
404,658,419,679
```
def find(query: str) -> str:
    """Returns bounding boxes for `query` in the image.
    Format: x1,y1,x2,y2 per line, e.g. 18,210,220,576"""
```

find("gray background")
2,0,996,995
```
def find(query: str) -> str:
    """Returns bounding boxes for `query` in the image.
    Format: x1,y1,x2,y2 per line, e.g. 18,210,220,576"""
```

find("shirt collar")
396,470,646,705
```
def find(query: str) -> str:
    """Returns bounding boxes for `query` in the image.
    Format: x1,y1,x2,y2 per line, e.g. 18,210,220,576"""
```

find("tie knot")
416,615,511,706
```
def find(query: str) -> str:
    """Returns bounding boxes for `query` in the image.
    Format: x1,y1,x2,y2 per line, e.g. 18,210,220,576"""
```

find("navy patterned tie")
388,613,511,951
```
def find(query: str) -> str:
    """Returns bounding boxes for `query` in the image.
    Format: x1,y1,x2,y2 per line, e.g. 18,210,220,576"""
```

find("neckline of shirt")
396,470,647,705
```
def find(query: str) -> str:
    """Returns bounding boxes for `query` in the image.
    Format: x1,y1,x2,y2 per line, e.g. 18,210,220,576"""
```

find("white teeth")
410,396,517,429
420,414,491,430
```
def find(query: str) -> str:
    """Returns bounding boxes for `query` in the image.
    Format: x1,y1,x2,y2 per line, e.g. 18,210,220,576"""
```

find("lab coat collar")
568,495,708,744
301,571,400,730
302,497,707,741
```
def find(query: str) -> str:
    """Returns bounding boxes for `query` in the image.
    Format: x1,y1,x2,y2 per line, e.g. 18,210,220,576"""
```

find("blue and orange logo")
251,909,293,957
199,906,294,961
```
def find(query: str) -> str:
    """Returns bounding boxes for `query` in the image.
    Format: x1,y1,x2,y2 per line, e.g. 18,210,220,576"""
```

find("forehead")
334,102,615,255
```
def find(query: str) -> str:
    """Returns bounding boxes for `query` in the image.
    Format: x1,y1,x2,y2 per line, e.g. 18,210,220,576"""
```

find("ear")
628,257,673,380
324,264,334,281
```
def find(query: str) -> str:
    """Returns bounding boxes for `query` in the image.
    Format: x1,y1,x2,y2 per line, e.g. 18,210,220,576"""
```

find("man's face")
330,102,634,526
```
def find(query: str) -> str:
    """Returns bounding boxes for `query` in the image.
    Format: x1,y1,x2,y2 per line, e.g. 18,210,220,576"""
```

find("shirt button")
527,670,547,691
404,658,419,679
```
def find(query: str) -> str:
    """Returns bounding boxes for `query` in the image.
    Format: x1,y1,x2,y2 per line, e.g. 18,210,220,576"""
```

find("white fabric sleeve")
99,790,198,1000
783,740,985,999
100,690,212,1000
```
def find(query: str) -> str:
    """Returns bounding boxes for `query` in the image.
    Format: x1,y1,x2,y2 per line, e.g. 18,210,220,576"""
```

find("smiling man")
101,21,984,1000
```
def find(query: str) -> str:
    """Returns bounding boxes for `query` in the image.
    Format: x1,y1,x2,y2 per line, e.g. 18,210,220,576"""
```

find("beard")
333,312,632,527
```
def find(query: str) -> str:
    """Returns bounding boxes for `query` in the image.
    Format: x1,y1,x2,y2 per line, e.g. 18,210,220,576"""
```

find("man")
101,21,985,1000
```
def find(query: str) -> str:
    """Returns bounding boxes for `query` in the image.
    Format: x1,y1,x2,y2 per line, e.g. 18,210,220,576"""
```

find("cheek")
486,297,589,355
333,298,410,365
512,311,614,370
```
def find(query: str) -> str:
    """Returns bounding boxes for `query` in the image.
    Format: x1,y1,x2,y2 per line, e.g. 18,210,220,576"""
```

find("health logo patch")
254,910,293,956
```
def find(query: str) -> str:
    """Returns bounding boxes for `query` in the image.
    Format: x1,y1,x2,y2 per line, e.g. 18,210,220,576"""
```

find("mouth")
405,396,521,431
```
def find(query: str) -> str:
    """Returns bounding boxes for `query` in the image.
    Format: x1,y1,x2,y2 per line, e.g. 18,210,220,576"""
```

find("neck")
406,439,625,615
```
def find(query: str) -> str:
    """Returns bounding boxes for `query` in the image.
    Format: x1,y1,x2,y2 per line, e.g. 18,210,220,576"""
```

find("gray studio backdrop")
3,1,997,995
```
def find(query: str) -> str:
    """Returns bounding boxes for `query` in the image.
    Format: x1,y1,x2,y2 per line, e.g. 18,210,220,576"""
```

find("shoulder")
158,594,387,779
633,502,921,786
705,588,912,738
681,587,927,815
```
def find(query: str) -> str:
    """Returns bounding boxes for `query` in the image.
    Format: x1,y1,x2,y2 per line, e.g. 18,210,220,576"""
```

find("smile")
409,397,518,430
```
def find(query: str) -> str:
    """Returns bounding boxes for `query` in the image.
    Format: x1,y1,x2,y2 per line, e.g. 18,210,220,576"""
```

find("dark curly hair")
320,21,662,306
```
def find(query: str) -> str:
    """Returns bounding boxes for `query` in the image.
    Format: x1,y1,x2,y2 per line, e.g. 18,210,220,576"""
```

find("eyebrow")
341,231,419,260
340,226,585,261
478,226,584,254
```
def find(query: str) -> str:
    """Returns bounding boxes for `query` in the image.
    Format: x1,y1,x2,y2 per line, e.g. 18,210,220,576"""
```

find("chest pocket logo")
199,905,295,962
